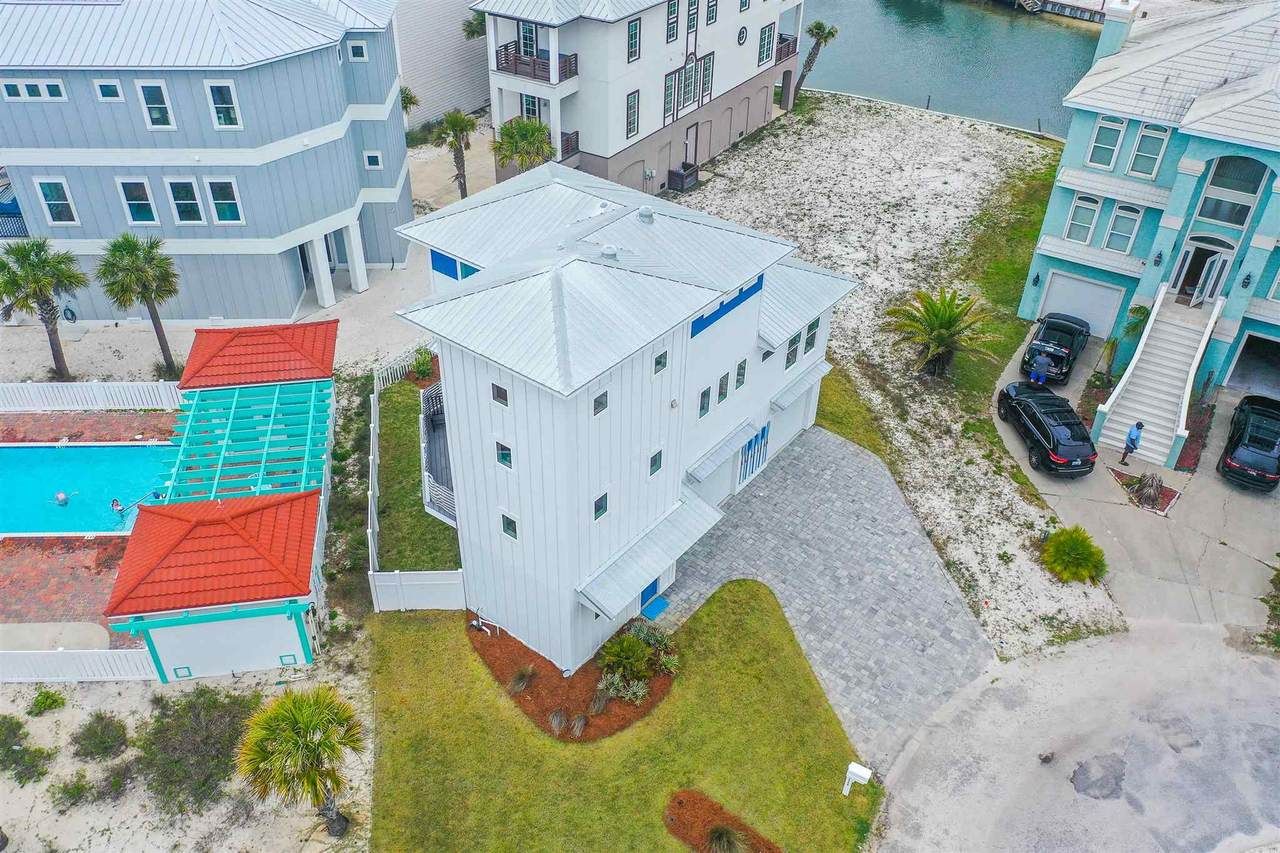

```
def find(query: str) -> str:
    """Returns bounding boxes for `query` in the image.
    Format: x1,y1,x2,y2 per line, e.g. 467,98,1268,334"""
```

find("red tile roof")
105,491,321,617
178,320,338,389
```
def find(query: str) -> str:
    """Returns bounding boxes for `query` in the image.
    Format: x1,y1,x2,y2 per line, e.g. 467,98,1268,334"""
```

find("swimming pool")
0,444,173,534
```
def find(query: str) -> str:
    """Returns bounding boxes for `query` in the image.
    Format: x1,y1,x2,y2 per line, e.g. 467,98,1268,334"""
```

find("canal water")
802,0,1100,137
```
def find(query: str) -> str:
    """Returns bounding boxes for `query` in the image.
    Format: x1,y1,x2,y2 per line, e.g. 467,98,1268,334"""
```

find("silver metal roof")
687,420,758,482
0,0,394,69
1055,167,1172,209
771,361,830,412
470,0,660,27
758,257,857,350
1036,235,1147,278
576,488,722,619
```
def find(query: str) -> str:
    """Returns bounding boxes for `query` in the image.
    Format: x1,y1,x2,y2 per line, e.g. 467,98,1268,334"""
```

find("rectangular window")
593,493,608,520
785,331,801,368
205,81,240,129
761,349,774,361
521,93,539,120
758,23,775,65
519,22,537,56
707,0,717,23
1064,194,1099,244
593,390,608,415
347,40,369,62
701,54,714,98
501,514,518,539
1,79,66,101
364,150,384,170
496,441,512,468
1198,156,1268,227
205,178,243,224
666,0,679,41
166,179,204,224
1126,124,1168,178
137,80,174,130
117,179,157,225
680,61,697,107
95,79,122,102
804,317,820,353
688,0,698,31
492,383,509,406
34,178,77,225
717,372,729,402
698,387,711,417
627,18,641,61
735,358,747,388
1086,115,1125,169
654,351,668,373
650,450,663,475
664,71,677,119
740,0,749,9
1103,204,1141,253
626,90,639,138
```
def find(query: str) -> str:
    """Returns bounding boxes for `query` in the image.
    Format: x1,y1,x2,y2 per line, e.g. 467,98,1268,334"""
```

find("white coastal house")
396,163,853,672
474,0,803,190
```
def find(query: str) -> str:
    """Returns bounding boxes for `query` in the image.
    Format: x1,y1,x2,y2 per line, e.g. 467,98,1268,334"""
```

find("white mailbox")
842,761,873,795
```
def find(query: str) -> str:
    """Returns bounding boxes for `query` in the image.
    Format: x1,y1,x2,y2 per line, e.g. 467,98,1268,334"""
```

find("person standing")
1120,421,1144,466
1029,351,1053,385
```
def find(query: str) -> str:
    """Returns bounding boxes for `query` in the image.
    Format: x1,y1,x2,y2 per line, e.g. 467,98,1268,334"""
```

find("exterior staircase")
1098,295,1214,465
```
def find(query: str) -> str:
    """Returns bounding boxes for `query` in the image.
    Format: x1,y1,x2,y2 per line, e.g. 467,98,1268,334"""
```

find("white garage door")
1039,273,1124,337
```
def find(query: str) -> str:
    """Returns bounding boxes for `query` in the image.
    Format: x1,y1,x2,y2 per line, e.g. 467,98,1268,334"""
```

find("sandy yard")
0,632,372,853
681,94,1123,657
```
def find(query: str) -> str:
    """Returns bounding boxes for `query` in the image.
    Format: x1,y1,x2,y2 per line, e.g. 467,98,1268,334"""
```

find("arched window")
1064,194,1100,244
1104,204,1142,253
1199,156,1269,227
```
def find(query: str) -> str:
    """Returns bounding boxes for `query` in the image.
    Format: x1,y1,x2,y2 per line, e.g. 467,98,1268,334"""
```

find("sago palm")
462,9,486,39
884,287,994,377
430,109,478,199
794,21,838,102
97,233,180,378
0,238,88,380
492,117,555,173
236,686,365,838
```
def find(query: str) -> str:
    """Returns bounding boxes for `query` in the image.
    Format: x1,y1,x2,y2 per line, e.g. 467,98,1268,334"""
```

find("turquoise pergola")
156,379,333,504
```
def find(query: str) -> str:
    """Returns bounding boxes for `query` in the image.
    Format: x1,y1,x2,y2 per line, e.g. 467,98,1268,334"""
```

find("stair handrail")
1173,294,1224,447
1096,281,1170,425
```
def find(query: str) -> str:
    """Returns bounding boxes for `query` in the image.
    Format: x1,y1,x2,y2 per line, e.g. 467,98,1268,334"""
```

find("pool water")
0,444,173,534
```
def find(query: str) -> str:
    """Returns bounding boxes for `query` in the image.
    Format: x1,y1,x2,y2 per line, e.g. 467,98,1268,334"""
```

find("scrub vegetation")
369,580,881,850
1040,525,1108,584
321,372,374,616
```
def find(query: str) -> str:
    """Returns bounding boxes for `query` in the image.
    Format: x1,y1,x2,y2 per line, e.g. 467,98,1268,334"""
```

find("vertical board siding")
396,0,490,125
359,181,412,264
0,380,181,411
0,649,154,682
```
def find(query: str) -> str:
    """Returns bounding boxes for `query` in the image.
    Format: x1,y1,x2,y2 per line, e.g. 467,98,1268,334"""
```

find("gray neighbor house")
0,0,413,322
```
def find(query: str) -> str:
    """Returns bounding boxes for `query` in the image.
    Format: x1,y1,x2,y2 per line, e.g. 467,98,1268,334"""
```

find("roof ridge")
224,498,307,588
273,325,330,375
240,0,347,40
206,0,249,67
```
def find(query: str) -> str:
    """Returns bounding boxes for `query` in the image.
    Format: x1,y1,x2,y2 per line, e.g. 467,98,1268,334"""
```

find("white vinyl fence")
0,381,182,412
0,649,155,683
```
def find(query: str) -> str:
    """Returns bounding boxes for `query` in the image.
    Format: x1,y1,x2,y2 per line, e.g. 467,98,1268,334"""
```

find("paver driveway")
660,427,992,769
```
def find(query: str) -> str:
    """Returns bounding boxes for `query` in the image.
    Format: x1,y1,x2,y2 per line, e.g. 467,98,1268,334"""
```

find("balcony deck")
495,41,579,83
776,33,798,63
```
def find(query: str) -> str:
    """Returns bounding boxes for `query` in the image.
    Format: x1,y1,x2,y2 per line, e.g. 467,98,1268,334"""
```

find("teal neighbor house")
1019,0,1280,466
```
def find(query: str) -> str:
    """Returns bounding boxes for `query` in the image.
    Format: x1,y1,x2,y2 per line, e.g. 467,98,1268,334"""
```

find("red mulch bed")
1175,402,1216,472
664,789,780,853
467,614,672,742
406,354,441,390
1108,467,1181,515
0,411,175,443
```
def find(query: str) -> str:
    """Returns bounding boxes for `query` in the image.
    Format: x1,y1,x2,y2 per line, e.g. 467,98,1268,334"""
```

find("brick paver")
662,427,992,769
0,411,175,443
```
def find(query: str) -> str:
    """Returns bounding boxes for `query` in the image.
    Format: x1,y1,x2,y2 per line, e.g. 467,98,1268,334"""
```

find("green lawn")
376,381,460,570
369,580,882,850
816,362,891,465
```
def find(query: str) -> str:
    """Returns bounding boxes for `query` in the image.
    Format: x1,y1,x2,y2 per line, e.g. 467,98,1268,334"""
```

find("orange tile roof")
105,491,321,617
178,319,338,389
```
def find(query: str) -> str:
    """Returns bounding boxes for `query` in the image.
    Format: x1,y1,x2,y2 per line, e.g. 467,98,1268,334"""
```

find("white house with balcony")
474,0,802,192
394,163,854,671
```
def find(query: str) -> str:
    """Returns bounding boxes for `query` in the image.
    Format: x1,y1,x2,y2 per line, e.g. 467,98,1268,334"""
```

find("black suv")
1217,395,1280,492
1020,313,1091,384
998,381,1098,476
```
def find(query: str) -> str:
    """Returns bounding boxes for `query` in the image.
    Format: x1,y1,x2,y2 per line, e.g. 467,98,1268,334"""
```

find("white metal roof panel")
771,361,831,412
576,489,721,619
687,420,758,482
758,257,857,350
1055,167,1172,209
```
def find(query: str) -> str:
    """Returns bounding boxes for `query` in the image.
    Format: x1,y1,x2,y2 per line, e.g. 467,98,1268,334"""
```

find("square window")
492,383,509,406
654,351,668,373
740,0,749,10
348,41,369,61
3,83,19,98
24,82,39,98
206,179,242,224
95,80,122,101
698,387,710,417
364,150,383,170
593,390,608,415
501,514,518,539
173,666,193,679
804,317,819,353
166,179,204,224
717,372,729,402
279,654,298,666
593,493,608,520
44,82,62,99
496,441,512,468
650,450,663,475
735,358,746,388
785,332,801,368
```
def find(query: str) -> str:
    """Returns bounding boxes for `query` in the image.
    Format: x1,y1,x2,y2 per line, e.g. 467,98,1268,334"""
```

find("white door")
1039,273,1124,337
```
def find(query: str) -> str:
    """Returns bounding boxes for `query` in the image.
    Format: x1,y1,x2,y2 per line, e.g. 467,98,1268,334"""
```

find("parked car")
1020,313,1091,384
1217,395,1280,492
997,381,1098,476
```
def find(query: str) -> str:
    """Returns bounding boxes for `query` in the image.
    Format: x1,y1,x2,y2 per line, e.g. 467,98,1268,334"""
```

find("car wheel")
997,400,1010,422
1029,447,1044,470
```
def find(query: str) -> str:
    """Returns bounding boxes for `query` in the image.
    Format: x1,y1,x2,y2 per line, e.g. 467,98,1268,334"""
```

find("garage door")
1039,273,1124,337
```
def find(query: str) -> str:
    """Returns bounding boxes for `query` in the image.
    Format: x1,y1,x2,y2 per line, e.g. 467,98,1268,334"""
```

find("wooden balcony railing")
775,33,798,62
495,41,579,83
560,130,579,158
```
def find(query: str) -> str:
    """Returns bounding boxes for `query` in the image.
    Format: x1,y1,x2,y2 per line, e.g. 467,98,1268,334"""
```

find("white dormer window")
348,41,369,62
363,151,384,170
1086,115,1125,170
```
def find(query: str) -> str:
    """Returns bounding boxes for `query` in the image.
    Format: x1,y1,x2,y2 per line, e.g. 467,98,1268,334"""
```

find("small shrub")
597,633,652,681
1041,525,1107,583
72,711,128,761
598,670,626,698
569,714,587,739
94,759,138,802
996,550,1014,565
27,687,66,717
49,770,92,814
588,688,608,715
548,709,566,736
708,824,746,853
507,664,535,695
619,679,649,706
1129,472,1164,508
657,652,681,676
627,620,674,653
411,347,434,380
0,713,55,785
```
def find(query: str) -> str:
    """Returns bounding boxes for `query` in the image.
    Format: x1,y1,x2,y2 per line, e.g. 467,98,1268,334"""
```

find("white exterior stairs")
1098,300,1212,465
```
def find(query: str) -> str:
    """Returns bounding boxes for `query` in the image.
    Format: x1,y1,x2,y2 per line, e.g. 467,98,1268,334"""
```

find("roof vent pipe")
638,205,654,224
601,244,618,260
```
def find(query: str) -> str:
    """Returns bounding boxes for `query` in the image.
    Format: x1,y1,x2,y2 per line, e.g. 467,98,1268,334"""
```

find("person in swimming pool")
111,498,123,513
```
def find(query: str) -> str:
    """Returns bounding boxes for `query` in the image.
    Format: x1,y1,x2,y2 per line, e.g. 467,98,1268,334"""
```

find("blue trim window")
691,274,763,337
173,666,193,679
430,249,459,279
279,654,298,666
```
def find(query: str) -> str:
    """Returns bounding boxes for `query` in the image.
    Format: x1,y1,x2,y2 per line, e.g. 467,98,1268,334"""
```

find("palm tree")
793,21,838,104
399,85,419,116
492,117,555,173
884,287,994,377
0,238,88,380
430,109,478,199
1100,304,1151,381
462,10,486,40
237,686,365,838
97,233,180,379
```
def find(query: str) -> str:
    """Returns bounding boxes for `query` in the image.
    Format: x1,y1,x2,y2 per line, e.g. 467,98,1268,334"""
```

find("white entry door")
1039,273,1124,337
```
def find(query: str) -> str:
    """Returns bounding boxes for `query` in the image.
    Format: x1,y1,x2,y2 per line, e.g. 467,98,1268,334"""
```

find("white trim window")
698,387,711,417
32,177,78,225
803,316,820,353
165,178,205,224
2,79,66,101
116,178,159,226
680,57,697,108
1103,204,1142,253
205,178,244,225
785,330,801,368
205,81,241,130
137,80,175,130
1126,124,1168,178
496,441,513,468
501,513,518,539
347,40,369,62
94,79,123,102
1086,115,1125,169
735,358,746,388
593,492,608,520
492,383,509,406
1064,194,1100,244
654,350,668,373
650,450,663,475
664,70,677,119
593,390,608,415
1197,156,1269,228
519,21,536,57
363,150,384,170
521,93,539,120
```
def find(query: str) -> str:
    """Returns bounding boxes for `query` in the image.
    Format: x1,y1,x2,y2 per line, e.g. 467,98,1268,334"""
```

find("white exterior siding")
395,0,490,125
148,614,308,681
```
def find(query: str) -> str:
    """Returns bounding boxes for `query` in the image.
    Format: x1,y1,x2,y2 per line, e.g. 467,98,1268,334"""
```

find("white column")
486,14,498,71
490,82,503,124
549,95,562,160
548,26,559,85
345,221,369,294
309,236,336,308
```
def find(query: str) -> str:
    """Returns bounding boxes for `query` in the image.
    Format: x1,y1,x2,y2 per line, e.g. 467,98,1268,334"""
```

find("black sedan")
998,381,1098,476
1020,313,1092,384
1217,395,1280,492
